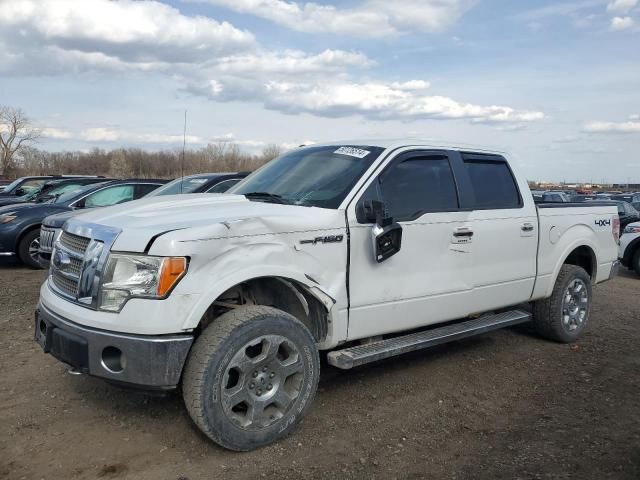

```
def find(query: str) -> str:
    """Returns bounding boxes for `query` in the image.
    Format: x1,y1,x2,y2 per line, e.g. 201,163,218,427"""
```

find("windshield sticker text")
334,147,371,159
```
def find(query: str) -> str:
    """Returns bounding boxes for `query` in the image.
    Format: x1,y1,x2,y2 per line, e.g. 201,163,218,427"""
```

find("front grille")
52,270,79,296
39,227,58,254
50,231,91,300
59,231,91,255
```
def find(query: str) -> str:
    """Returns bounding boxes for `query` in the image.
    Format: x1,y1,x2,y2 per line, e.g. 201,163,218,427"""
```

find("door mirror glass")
362,200,403,262
372,222,403,263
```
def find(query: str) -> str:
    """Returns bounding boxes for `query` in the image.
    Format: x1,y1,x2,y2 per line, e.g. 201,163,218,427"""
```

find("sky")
0,0,639,183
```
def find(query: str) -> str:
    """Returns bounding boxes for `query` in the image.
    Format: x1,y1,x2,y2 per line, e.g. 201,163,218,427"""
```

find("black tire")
532,265,592,343
632,249,640,276
17,229,44,269
182,305,320,451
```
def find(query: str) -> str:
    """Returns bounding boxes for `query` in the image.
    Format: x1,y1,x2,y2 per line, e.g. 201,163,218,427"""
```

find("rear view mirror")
372,223,403,263
362,200,403,262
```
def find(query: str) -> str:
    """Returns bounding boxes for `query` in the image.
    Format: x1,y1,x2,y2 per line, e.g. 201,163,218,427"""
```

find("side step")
327,309,531,369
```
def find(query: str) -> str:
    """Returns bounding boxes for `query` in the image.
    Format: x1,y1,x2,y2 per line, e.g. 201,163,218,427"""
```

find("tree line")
14,143,280,179
1,105,280,179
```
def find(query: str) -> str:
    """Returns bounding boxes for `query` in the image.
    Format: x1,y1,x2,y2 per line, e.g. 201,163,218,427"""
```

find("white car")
34,140,619,451
619,221,640,275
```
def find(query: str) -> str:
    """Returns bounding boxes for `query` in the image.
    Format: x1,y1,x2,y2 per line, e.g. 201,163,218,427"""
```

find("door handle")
453,228,474,238
521,223,534,232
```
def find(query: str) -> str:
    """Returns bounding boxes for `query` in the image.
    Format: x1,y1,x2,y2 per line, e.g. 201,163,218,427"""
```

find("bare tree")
0,106,40,176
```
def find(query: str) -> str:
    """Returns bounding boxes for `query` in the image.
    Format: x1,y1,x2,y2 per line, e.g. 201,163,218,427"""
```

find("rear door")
456,152,538,311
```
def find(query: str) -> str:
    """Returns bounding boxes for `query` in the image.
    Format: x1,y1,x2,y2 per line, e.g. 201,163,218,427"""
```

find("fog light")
101,346,125,373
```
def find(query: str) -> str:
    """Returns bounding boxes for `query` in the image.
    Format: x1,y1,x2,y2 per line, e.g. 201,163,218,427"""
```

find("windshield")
230,145,384,208
2,178,25,193
146,176,213,197
51,182,109,204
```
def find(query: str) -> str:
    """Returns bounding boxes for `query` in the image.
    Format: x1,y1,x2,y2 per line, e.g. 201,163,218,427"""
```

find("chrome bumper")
34,303,194,389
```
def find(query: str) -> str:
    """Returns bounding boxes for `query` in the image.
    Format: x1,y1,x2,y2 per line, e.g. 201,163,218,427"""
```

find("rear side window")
373,155,459,222
463,156,522,209
84,185,134,208
206,178,241,193
135,183,162,198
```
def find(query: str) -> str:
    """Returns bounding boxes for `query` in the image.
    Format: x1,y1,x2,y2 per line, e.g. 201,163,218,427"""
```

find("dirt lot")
1,260,639,480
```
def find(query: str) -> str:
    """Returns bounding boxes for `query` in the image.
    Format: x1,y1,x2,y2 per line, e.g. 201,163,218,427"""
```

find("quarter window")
463,158,521,209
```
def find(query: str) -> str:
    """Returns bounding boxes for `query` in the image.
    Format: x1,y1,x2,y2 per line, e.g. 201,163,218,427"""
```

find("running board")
327,309,531,370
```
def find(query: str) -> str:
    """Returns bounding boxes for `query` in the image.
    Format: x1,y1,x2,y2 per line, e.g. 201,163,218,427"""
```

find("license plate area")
35,310,89,370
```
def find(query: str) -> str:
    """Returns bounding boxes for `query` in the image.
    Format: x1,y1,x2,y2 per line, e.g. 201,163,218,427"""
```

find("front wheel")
182,306,320,451
532,265,592,343
18,229,44,269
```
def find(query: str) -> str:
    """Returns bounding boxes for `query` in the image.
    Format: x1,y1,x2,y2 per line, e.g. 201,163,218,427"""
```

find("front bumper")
34,303,194,389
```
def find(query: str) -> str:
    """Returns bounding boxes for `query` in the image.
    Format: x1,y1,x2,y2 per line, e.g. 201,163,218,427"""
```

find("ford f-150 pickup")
34,140,620,451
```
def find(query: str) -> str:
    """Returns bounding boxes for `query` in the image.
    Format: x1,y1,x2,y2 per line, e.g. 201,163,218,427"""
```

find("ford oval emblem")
52,250,71,270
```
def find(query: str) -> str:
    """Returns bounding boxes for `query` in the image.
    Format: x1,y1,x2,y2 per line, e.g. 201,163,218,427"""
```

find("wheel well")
563,245,596,279
200,277,329,342
15,224,41,250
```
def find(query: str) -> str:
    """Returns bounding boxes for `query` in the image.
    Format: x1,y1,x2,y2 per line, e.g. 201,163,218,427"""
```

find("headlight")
98,254,187,312
623,225,640,234
0,213,17,223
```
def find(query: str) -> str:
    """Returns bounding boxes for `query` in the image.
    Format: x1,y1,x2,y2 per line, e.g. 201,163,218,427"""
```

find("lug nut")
252,371,258,378
262,366,268,372
257,389,262,395
269,372,275,378
249,382,255,389
267,384,273,390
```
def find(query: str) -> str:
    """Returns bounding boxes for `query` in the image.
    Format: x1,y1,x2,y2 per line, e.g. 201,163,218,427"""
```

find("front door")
346,150,475,340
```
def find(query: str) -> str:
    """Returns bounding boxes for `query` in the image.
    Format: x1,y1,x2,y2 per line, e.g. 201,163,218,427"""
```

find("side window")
83,185,134,208
360,155,459,222
206,178,241,193
135,183,162,198
463,157,522,209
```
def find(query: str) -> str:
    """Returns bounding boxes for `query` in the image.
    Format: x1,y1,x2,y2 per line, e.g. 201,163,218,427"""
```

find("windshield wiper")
243,192,292,205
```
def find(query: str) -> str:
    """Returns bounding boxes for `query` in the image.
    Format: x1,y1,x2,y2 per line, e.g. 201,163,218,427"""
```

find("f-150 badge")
300,235,344,245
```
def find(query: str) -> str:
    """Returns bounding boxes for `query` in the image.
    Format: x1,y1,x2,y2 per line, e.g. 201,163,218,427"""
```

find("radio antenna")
181,109,187,194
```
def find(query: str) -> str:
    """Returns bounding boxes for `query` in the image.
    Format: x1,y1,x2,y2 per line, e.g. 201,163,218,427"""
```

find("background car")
0,177,109,208
145,172,249,197
619,221,640,276
0,175,102,198
0,179,166,268
38,172,249,268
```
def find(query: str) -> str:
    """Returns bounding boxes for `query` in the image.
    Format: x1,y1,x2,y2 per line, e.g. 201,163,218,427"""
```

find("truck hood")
69,194,346,252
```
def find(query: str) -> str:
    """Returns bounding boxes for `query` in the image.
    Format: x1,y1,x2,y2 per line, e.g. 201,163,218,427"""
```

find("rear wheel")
18,229,44,269
532,265,592,343
182,305,320,451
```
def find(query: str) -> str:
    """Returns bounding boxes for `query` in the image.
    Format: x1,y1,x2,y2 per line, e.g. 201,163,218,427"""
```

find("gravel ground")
1,259,639,480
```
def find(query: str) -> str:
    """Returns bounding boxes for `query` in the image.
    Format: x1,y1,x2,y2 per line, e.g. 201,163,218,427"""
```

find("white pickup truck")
35,140,620,451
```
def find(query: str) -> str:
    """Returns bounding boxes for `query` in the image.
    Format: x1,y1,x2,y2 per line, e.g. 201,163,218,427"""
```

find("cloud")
257,80,544,124
79,127,205,144
214,49,374,74
40,127,73,140
0,0,255,74
610,15,636,29
187,0,471,37
607,0,638,14
583,120,640,133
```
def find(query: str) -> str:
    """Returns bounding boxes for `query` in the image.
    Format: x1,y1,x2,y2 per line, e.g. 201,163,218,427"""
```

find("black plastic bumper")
35,304,194,389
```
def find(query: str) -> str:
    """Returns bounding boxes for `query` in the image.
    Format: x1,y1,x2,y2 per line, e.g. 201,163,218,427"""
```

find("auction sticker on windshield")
334,147,371,158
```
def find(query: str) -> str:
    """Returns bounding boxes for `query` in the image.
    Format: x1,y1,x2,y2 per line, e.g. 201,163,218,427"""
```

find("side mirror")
14,187,25,196
362,200,403,262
